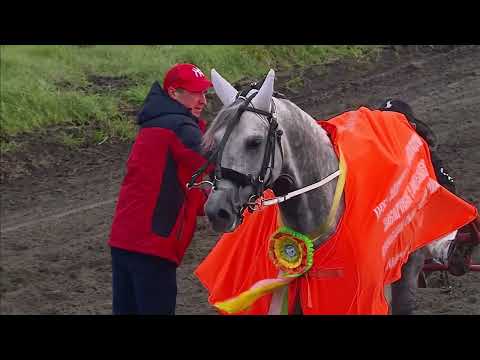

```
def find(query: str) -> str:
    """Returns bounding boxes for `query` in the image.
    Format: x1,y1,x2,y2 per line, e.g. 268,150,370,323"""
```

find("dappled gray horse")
198,69,434,314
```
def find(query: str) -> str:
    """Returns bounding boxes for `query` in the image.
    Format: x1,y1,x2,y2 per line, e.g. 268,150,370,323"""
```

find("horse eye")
245,138,263,149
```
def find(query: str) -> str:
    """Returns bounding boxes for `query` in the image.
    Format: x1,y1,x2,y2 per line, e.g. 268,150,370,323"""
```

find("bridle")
188,81,342,224
188,81,284,217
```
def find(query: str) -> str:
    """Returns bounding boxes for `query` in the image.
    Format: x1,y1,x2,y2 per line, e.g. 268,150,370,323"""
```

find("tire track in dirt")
2,199,117,233
1,204,114,314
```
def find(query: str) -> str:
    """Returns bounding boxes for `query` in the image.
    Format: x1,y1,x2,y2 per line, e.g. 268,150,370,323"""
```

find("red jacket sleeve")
169,123,207,173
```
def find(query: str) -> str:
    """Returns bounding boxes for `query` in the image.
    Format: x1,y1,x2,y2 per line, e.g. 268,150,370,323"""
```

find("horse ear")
211,69,238,106
251,69,275,112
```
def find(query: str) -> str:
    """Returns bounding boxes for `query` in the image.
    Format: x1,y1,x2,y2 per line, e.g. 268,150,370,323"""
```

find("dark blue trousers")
111,247,177,315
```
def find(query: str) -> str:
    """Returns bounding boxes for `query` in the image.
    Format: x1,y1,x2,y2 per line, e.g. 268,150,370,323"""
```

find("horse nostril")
217,209,231,220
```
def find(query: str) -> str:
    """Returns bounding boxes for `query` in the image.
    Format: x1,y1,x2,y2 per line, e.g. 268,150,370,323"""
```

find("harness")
188,81,284,215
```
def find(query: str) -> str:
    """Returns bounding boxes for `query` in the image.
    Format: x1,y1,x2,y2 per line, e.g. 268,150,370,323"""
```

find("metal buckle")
186,180,214,190
246,194,264,212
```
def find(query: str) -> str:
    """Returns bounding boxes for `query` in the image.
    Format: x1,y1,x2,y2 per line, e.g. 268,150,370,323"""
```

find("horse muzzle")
204,188,242,233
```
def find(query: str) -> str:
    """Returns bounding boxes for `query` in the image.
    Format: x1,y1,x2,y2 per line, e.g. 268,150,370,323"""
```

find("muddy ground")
1,45,479,315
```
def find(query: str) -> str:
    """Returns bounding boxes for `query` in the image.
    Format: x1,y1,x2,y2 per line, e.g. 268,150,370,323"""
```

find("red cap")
163,63,213,93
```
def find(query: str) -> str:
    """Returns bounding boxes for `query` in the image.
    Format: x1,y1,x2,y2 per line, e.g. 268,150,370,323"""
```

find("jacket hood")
137,81,197,125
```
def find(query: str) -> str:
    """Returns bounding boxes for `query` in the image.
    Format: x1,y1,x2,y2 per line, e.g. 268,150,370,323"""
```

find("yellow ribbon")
215,277,294,313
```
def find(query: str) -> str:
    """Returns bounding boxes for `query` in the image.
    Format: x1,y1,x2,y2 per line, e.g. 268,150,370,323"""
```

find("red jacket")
108,82,209,265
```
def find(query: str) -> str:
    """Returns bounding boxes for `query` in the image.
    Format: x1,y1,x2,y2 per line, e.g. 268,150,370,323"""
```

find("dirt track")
1,45,479,314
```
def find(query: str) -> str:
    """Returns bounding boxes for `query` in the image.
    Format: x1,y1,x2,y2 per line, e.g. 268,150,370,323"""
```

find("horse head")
202,69,284,232
201,69,341,239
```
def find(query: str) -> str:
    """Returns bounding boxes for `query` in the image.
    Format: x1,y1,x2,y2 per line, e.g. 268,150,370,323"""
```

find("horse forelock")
202,96,271,152
202,99,244,152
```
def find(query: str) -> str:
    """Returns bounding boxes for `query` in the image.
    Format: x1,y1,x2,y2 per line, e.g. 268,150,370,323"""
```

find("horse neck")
275,100,343,246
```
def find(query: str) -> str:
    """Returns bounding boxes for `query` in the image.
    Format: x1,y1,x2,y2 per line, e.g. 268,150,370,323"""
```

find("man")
108,63,212,314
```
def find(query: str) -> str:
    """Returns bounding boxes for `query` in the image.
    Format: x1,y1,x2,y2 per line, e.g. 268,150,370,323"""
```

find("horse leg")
390,249,426,315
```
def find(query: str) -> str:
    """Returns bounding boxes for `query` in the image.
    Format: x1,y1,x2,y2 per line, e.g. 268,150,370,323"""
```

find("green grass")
0,45,378,152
